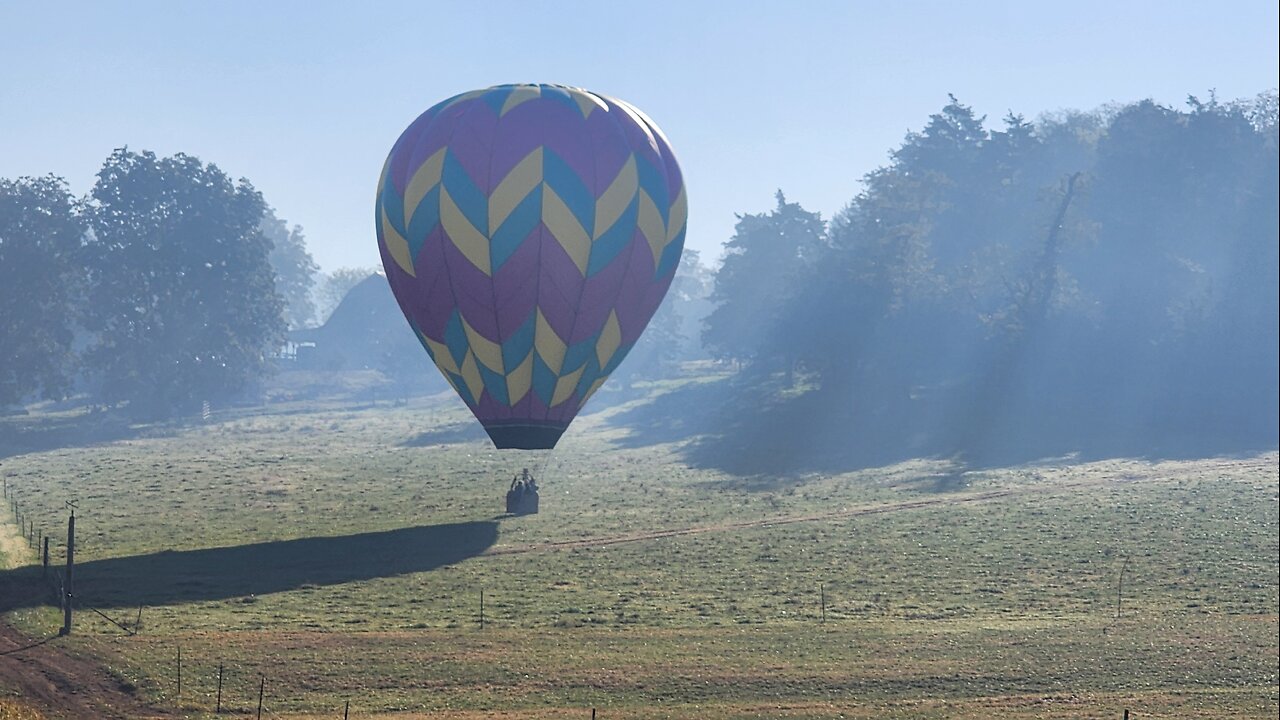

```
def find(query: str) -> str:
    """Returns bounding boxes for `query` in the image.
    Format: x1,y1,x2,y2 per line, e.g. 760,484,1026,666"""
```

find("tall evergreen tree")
704,92,1277,468
702,192,825,368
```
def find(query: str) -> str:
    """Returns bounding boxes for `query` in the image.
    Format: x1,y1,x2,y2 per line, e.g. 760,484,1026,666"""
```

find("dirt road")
0,521,167,719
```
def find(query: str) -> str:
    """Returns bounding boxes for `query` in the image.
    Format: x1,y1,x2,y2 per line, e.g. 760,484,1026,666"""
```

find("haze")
1,0,1276,270
1,3,1277,719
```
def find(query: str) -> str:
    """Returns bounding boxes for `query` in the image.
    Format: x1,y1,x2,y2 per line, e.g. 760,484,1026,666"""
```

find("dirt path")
0,622,165,719
0,521,169,720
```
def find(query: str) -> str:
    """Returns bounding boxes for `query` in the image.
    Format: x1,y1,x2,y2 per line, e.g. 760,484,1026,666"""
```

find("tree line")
0,144,710,420
1,148,319,418
4,90,1276,465
696,91,1278,467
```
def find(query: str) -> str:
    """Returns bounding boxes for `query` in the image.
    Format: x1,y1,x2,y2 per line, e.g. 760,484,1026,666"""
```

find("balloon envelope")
376,84,687,449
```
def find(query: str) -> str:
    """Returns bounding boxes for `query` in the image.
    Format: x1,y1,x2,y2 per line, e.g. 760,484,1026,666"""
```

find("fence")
2,476,1147,719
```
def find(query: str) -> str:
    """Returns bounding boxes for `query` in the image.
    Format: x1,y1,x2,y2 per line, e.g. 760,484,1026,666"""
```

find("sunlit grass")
1,380,1276,718
0,699,47,720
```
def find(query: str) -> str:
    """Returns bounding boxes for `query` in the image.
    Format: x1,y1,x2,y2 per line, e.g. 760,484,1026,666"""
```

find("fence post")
344,700,350,719
256,675,264,719
216,663,223,713
60,509,75,636
480,589,485,630
176,646,181,697
42,536,49,576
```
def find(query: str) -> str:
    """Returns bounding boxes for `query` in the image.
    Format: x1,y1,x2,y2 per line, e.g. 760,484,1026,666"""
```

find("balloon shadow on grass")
0,520,498,612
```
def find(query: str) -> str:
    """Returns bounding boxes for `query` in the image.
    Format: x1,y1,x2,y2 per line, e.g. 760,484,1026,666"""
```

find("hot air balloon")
375,84,687,451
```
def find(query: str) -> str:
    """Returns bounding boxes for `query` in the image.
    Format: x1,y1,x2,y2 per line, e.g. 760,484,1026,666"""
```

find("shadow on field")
608,372,1278,485
0,520,498,611
604,377,731,449
0,409,154,461
606,375,916,481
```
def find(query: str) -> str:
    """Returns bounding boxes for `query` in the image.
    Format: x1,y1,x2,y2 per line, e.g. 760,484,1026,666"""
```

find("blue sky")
2,1,1276,272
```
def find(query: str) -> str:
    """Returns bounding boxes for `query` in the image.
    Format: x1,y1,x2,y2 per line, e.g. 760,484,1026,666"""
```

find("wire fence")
1,476,1148,719
2,483,612,718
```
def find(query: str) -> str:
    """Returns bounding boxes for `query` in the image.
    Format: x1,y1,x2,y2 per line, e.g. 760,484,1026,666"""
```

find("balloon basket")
505,469,540,516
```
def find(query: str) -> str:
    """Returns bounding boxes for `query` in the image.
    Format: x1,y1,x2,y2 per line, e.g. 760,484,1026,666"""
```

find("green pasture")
0,382,1276,718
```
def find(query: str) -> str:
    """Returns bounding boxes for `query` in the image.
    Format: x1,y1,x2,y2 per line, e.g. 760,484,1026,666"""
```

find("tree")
704,92,1277,468
0,176,86,408
82,149,285,419
315,267,377,324
702,192,825,367
261,206,318,330
669,248,715,360
1078,94,1279,447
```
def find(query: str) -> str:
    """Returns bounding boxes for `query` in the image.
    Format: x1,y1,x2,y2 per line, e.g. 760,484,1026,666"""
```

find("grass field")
1,380,1276,718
